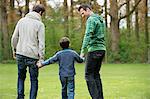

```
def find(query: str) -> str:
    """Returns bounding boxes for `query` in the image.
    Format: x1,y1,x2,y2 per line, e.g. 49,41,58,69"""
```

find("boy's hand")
36,61,43,68
80,53,85,58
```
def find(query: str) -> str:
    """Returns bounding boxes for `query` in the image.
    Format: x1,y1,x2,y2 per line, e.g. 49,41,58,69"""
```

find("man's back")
11,12,45,59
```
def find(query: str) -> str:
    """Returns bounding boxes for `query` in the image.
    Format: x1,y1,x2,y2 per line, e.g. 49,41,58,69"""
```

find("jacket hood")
25,11,41,21
90,13,103,22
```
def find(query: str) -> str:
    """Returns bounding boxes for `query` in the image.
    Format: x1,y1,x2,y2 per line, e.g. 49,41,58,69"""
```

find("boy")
37,37,83,99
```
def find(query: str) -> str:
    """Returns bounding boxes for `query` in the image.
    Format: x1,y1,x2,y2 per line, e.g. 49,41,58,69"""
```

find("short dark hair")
59,37,70,49
78,4,91,12
32,4,45,15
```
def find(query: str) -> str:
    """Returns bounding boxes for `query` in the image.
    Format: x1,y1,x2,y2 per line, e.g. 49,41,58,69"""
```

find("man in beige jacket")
11,4,45,99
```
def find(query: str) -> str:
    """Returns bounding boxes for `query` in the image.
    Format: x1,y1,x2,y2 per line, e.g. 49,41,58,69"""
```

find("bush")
106,29,147,63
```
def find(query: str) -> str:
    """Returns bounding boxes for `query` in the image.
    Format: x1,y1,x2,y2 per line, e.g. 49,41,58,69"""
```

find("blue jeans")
16,54,38,99
60,76,75,99
85,50,105,99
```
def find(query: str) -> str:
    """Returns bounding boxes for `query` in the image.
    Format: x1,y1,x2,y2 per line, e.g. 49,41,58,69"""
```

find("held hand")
80,53,85,58
13,52,16,59
36,61,43,68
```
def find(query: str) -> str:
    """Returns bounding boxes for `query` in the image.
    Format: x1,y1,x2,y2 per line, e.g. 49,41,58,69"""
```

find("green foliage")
0,31,2,62
5,8,148,63
44,16,147,63
43,17,83,59
106,29,147,63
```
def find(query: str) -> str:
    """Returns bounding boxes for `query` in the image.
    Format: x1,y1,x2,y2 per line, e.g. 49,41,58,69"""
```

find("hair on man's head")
59,37,70,49
78,4,91,12
32,4,45,15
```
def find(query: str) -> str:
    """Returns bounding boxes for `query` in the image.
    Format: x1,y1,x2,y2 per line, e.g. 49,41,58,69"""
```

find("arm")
38,23,45,61
37,53,58,68
74,51,84,63
11,22,19,59
80,18,96,54
42,54,58,66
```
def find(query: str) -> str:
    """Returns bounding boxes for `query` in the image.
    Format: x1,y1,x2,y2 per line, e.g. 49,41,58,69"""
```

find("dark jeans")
60,76,75,99
85,50,105,99
16,54,38,99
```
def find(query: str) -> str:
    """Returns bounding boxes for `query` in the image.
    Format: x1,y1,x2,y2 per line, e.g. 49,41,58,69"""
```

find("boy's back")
41,48,83,77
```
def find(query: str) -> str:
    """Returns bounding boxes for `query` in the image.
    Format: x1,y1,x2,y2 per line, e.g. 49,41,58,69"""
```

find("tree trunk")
70,0,74,38
104,0,107,28
144,0,149,63
0,0,10,60
110,18,120,52
63,0,69,36
70,0,74,29
8,0,16,60
126,0,131,36
25,0,29,15
0,0,2,61
109,0,120,58
135,0,139,41
9,0,16,23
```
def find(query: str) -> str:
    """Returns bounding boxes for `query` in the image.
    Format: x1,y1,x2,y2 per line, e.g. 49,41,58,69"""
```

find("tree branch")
118,0,130,10
106,8,113,17
119,0,142,21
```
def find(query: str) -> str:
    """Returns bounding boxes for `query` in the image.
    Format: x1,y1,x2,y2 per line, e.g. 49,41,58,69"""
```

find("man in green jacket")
78,4,106,99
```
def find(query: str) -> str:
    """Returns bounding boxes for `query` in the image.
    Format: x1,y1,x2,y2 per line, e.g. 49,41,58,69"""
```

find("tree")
126,0,131,36
109,0,142,61
104,0,108,28
25,0,30,15
70,0,74,28
9,0,16,23
0,0,10,60
70,0,75,38
8,0,16,60
135,0,139,41
0,0,2,61
63,0,69,36
144,0,149,63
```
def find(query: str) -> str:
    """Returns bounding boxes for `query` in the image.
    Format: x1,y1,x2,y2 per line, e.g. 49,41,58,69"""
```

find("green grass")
0,64,150,99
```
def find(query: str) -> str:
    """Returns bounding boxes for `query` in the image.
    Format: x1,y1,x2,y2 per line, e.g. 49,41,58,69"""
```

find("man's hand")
36,61,43,68
80,53,85,58
13,52,16,59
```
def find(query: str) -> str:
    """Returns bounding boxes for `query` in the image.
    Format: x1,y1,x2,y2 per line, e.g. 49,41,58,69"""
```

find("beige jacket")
11,11,45,60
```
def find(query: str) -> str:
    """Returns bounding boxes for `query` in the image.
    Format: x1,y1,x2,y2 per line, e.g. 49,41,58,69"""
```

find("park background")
0,0,150,99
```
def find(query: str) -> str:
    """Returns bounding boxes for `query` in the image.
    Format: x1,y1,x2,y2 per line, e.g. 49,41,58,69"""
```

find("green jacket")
81,14,106,54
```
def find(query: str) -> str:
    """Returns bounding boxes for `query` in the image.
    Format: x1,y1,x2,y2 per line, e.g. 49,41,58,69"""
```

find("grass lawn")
0,63,150,99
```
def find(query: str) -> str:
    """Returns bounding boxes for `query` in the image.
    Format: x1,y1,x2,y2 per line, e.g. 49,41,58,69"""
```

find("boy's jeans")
60,76,75,99
16,54,38,99
85,50,105,99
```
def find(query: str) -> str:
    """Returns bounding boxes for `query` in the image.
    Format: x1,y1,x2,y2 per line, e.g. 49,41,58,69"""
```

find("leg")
85,50,105,99
28,59,38,99
85,52,99,99
94,50,105,99
67,76,75,99
60,76,68,99
16,55,27,99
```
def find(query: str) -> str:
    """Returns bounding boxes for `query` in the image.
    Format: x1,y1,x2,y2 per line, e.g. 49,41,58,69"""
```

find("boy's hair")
59,37,70,49
78,4,91,12
32,4,45,15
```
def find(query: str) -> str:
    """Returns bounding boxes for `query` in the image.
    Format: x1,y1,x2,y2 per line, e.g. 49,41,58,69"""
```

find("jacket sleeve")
38,23,45,60
41,54,58,66
80,18,95,54
11,22,19,53
74,51,84,63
